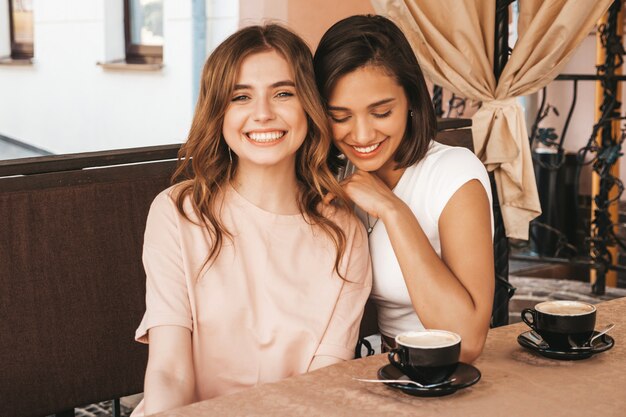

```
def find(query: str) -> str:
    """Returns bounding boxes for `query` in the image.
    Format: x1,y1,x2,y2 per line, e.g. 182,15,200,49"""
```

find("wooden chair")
0,146,178,417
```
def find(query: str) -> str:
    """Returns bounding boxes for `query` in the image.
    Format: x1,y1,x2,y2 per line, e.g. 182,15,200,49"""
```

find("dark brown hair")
172,24,348,274
313,14,436,172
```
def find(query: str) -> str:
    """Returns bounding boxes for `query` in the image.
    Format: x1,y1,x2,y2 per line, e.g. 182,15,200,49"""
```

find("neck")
231,160,301,215
375,159,405,190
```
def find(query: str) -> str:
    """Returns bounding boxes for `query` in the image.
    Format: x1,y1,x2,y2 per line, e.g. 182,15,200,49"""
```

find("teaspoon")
587,323,615,345
353,377,456,388
570,323,615,350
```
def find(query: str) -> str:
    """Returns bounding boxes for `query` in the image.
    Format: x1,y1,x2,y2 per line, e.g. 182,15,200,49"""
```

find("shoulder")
148,185,177,215
319,203,364,235
147,182,202,226
426,142,483,168
418,142,489,184
318,202,368,247
405,142,492,222
144,186,181,237
150,181,225,224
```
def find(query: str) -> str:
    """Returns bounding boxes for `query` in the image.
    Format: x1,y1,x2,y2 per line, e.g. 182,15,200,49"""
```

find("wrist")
378,196,407,223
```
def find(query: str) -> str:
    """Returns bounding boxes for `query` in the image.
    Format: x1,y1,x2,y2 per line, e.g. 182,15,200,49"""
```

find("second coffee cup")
521,300,596,350
388,329,461,385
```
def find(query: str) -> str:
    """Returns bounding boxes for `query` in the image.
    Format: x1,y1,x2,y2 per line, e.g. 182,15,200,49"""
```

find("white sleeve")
427,147,493,233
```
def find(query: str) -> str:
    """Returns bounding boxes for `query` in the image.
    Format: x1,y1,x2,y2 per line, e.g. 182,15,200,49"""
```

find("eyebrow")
233,80,296,90
328,98,396,112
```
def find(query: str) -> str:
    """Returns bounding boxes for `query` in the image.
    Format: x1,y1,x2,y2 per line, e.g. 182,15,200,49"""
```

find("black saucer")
377,363,481,397
517,330,614,360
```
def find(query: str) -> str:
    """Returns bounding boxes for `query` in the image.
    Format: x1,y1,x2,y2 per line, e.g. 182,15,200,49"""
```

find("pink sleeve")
314,217,372,361
135,190,193,344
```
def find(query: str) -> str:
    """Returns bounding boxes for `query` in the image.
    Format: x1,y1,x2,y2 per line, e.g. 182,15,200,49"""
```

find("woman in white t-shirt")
314,15,494,363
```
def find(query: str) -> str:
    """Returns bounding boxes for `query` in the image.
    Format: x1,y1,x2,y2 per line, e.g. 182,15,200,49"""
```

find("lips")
245,130,286,144
353,142,380,153
349,138,387,158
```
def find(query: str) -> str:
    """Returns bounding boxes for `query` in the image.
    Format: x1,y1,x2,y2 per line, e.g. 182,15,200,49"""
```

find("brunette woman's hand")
341,170,400,219
322,192,337,205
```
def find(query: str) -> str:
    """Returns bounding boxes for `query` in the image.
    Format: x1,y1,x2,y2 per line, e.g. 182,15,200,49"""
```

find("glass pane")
130,0,164,46
11,0,34,44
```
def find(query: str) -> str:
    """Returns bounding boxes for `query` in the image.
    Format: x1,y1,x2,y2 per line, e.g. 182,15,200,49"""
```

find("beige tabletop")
154,297,626,417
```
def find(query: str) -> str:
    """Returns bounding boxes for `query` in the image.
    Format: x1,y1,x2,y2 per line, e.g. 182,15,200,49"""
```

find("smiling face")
327,65,409,176
222,50,308,173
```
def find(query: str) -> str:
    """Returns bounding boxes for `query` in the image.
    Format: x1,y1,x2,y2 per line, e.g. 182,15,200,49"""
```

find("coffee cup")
387,329,461,385
521,300,596,350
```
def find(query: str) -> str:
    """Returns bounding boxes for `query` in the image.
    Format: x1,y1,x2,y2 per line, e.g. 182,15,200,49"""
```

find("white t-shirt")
358,141,493,338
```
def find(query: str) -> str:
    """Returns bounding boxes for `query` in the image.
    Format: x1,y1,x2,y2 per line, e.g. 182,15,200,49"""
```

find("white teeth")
353,143,380,154
247,131,285,142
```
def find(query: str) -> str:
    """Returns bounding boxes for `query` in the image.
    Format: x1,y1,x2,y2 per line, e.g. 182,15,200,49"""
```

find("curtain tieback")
480,97,518,110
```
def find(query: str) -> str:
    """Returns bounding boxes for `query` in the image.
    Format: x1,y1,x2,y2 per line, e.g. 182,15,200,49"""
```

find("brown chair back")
0,146,178,417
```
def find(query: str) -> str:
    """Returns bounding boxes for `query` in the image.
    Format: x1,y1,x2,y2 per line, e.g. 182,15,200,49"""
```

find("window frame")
123,0,163,65
8,0,34,60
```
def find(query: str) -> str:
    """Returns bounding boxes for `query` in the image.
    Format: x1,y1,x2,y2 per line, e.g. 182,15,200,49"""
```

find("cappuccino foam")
396,330,460,348
536,301,595,316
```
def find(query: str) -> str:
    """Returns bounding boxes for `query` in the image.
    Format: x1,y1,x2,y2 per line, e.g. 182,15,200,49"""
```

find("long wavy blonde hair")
172,24,349,274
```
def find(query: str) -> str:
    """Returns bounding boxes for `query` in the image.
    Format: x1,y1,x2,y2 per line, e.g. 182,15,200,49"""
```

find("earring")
228,146,233,163
409,109,414,117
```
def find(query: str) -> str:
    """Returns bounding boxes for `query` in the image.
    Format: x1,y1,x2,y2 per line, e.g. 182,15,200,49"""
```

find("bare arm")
343,172,493,363
383,180,493,362
143,326,196,415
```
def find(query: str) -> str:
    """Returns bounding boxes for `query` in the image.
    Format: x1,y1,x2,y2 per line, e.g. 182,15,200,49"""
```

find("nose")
353,115,375,144
253,96,275,122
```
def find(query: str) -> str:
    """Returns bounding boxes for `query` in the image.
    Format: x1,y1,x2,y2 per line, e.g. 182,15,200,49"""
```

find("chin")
348,158,383,173
242,154,296,168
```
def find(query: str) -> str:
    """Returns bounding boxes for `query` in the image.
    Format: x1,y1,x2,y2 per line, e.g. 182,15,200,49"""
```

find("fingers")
341,170,364,185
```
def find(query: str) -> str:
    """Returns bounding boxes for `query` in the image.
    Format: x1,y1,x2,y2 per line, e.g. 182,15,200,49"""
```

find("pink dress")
131,185,371,415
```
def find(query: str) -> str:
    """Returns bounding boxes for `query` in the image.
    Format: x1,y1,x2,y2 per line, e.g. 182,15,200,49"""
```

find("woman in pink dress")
132,24,372,416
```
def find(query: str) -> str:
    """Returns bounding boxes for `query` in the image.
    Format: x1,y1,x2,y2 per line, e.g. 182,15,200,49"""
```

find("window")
124,0,163,64
8,0,33,59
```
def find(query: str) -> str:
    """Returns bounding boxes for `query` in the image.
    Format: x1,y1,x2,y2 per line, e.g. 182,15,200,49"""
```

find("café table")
154,297,626,417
